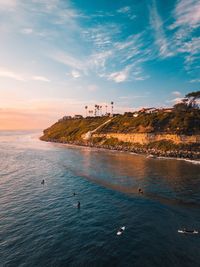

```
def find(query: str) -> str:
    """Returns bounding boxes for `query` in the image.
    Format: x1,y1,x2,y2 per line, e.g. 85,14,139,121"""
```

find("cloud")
71,70,81,78
134,75,150,81
0,67,50,82
117,6,131,14
107,68,129,83
0,68,26,81
170,0,200,30
172,91,182,96
190,79,200,83
150,0,173,58
117,6,136,20
178,37,200,55
21,28,33,34
82,24,120,49
32,76,50,82
167,0,200,79
167,97,183,104
50,51,85,71
82,28,151,83
90,50,113,70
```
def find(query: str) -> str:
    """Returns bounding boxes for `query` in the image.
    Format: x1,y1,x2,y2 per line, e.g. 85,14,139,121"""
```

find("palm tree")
111,101,114,115
94,105,97,116
97,105,100,116
85,105,88,117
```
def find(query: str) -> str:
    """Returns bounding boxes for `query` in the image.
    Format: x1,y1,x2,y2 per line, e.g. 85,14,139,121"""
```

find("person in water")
138,188,143,194
41,179,45,185
77,201,80,209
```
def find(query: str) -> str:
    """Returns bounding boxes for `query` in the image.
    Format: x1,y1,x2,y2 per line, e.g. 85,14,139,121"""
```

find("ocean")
1,130,200,267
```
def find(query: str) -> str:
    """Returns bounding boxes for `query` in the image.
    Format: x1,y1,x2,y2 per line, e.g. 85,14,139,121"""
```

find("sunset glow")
0,0,199,129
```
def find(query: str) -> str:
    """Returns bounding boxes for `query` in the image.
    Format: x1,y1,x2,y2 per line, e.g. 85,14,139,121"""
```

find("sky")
0,0,199,129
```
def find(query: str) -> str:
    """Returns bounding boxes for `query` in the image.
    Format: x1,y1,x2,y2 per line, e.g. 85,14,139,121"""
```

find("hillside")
96,109,200,135
41,109,200,141
40,116,109,142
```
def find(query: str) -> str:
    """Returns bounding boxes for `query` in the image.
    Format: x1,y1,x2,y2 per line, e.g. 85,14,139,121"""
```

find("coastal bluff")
92,133,200,145
41,110,200,159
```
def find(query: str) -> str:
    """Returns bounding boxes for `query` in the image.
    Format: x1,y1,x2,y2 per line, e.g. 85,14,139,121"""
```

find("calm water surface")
1,131,200,267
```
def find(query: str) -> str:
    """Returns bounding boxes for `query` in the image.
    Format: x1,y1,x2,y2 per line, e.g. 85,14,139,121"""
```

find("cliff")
40,110,200,159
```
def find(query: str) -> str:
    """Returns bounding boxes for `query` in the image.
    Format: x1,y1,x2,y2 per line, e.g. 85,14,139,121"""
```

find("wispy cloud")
0,68,25,81
190,79,200,83
168,0,200,77
150,0,173,58
81,26,151,83
0,67,51,82
70,70,81,79
117,6,136,20
107,68,130,83
172,91,182,96
21,28,33,34
50,51,86,71
170,0,200,30
167,97,183,104
32,76,50,82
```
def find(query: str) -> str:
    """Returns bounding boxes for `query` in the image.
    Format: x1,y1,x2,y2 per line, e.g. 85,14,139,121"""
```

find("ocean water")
1,131,200,267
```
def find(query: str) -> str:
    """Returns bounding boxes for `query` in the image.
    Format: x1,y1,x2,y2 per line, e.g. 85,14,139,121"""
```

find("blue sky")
0,0,199,129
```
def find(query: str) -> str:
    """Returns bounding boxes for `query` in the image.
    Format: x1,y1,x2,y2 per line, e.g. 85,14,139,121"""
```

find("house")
74,115,83,119
63,116,72,120
124,112,134,117
58,115,72,122
162,108,173,113
138,107,157,114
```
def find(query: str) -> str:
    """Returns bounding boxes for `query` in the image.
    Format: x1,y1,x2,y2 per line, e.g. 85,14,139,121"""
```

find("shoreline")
40,138,200,162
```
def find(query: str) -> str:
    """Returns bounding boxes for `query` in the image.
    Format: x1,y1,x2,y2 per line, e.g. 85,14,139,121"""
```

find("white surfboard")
117,226,126,235
178,229,198,234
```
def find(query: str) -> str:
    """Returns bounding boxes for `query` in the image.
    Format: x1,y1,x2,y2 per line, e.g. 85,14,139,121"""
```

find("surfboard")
117,226,125,235
178,229,198,234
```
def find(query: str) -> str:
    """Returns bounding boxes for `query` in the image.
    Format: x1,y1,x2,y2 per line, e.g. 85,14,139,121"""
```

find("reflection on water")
71,147,200,206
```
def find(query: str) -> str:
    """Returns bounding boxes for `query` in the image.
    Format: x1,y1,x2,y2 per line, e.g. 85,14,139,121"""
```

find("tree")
186,90,200,109
173,102,188,112
94,105,97,116
173,91,200,111
111,101,114,115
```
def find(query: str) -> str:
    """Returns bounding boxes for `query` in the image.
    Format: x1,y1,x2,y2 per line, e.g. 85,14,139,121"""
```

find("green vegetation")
97,109,200,135
41,91,200,158
41,117,108,142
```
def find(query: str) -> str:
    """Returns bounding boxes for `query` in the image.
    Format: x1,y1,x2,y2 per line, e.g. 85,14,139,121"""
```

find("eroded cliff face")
93,133,200,145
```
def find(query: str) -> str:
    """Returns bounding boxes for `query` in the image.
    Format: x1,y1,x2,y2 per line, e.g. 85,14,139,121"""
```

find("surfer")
117,226,125,235
138,188,143,194
41,179,45,185
77,201,80,209
178,228,198,234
